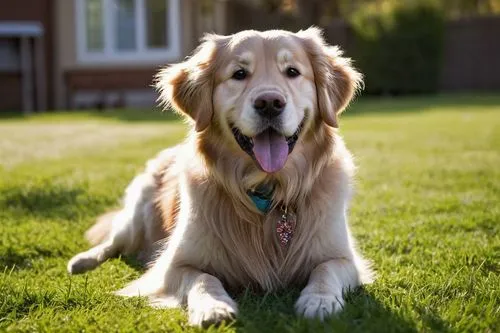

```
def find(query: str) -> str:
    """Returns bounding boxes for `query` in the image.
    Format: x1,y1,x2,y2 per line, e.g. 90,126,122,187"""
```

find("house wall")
54,0,205,109
56,0,199,70
0,0,54,111
0,73,23,111
0,0,230,111
56,0,77,71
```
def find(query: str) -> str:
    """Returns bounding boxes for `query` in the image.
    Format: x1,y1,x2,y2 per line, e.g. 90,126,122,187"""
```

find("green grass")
1,95,499,332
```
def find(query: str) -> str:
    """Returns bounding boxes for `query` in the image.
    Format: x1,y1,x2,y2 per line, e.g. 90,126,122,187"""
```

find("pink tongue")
252,129,289,173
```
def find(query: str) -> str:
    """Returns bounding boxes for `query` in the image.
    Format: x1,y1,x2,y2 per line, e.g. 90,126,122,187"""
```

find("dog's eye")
232,69,248,80
286,67,300,78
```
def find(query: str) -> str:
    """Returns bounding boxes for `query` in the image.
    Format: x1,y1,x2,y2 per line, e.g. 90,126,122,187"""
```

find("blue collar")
248,192,272,213
247,184,274,213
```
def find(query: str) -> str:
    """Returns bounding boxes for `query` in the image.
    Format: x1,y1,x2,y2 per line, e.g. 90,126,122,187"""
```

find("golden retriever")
67,27,373,326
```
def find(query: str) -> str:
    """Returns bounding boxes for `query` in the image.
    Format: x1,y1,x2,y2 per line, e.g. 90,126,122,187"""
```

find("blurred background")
0,0,499,113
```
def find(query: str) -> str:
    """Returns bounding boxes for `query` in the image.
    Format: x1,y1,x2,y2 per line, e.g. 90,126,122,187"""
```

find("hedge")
351,2,445,95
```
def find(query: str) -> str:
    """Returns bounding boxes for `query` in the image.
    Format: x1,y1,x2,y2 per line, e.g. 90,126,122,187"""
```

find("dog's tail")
85,210,118,246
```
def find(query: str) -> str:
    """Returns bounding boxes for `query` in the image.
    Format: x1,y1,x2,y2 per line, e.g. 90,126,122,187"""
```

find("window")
76,0,180,63
0,39,20,71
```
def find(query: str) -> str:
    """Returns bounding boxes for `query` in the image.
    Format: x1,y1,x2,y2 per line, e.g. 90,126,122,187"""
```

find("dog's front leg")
121,265,237,327
295,258,360,321
185,270,238,327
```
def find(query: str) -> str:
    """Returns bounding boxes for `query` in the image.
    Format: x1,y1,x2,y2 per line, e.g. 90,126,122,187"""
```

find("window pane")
0,39,20,71
114,0,137,51
85,0,104,51
145,0,168,48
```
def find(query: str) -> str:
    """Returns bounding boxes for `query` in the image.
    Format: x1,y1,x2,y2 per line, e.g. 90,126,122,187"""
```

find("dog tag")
276,207,296,247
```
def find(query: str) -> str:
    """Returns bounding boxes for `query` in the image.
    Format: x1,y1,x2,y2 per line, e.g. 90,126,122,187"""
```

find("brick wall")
0,0,54,111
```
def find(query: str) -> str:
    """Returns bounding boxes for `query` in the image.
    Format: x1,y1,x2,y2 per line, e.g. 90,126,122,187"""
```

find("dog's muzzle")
231,120,304,173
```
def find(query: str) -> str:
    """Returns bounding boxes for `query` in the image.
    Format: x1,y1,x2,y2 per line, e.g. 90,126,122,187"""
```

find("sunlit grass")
1,95,498,332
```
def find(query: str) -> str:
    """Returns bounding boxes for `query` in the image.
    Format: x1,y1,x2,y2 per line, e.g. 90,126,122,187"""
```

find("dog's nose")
253,92,286,118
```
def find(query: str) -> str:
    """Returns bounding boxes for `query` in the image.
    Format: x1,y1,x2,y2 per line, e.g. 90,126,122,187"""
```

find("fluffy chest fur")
155,136,354,292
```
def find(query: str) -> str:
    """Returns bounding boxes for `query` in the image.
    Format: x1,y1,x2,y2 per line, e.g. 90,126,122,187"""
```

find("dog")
67,27,373,327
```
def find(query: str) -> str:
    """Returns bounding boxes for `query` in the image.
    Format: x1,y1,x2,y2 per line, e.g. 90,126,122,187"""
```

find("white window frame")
75,0,181,64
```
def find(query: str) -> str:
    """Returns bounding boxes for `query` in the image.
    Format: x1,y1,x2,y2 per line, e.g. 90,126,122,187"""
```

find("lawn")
0,95,499,332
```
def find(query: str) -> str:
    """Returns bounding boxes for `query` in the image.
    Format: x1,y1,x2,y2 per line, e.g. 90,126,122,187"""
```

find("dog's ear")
156,34,221,132
297,27,362,128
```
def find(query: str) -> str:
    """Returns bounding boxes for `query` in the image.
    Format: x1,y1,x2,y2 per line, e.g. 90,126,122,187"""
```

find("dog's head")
157,27,361,174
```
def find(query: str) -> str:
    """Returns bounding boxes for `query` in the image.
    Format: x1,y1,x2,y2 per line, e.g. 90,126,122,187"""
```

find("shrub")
351,2,445,95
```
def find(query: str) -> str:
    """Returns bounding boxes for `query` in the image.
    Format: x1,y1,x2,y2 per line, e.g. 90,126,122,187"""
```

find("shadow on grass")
233,286,454,332
0,248,36,270
0,183,115,220
0,246,66,271
119,255,148,273
231,287,429,333
414,305,452,332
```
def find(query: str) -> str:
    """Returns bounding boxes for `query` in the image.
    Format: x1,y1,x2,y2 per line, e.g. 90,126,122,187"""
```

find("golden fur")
68,27,373,326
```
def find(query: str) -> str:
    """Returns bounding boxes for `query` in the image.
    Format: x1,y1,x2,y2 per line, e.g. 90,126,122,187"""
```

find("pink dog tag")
276,207,296,247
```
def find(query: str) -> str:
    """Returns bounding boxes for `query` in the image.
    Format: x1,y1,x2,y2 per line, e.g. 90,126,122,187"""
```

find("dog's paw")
295,292,344,321
67,252,99,274
188,295,238,327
